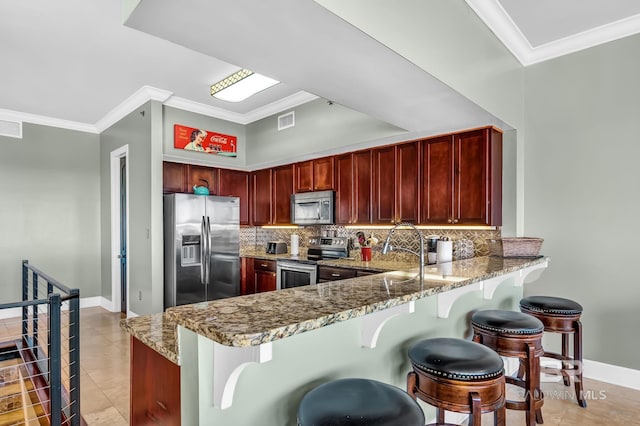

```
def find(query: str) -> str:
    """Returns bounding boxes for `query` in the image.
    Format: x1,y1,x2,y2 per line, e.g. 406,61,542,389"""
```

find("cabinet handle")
261,263,268,267
447,219,452,223
146,411,160,423
453,219,459,224
331,273,341,277
156,400,168,411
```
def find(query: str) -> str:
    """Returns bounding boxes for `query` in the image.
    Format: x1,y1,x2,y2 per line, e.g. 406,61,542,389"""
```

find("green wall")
100,101,165,314
523,34,640,369
0,124,101,302
162,106,249,169
245,98,406,168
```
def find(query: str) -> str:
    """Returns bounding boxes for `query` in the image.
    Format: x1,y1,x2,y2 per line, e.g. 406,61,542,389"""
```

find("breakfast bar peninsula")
122,256,548,425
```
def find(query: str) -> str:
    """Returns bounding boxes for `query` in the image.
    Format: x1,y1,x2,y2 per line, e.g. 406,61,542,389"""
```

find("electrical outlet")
138,290,142,301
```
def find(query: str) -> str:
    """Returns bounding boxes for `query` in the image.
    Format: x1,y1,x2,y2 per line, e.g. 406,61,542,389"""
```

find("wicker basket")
487,237,543,257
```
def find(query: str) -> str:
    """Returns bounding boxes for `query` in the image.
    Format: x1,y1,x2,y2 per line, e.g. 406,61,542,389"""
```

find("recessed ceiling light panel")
210,69,279,102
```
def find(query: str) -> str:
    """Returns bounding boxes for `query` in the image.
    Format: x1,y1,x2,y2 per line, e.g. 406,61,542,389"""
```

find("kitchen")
1,0,640,424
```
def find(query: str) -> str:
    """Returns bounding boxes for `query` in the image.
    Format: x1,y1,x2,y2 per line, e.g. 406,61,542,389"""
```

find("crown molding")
164,91,319,125
3,86,318,135
0,108,98,134
95,85,173,133
466,0,640,66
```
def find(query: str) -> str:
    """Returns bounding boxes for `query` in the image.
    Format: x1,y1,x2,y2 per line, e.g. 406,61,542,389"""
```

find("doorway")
110,145,129,316
119,156,127,314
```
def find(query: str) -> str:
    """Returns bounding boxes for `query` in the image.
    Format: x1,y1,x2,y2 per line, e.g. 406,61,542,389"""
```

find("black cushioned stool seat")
471,310,544,426
407,338,506,426
520,296,587,408
297,378,425,426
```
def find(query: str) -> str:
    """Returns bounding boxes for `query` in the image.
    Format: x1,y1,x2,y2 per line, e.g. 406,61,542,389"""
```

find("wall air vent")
277,111,295,131
0,119,22,139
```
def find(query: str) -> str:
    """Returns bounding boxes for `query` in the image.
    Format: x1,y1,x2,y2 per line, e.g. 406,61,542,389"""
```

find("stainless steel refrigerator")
164,193,240,309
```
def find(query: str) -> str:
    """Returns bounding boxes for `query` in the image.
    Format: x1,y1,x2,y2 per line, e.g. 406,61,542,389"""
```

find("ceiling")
1,0,639,135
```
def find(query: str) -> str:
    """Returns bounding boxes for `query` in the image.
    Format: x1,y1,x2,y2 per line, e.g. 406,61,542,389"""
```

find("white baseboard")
583,359,640,391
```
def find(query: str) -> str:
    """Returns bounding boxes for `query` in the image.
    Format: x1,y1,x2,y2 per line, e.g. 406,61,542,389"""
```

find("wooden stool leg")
436,408,446,424
469,392,481,426
494,401,506,426
561,333,571,386
574,320,587,408
517,358,526,379
406,371,418,400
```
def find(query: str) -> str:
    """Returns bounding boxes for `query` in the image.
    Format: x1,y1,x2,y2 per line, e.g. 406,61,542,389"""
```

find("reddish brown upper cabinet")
334,153,354,224
188,165,218,195
219,169,251,225
272,165,294,225
420,128,502,226
353,150,373,224
371,143,420,224
395,142,420,223
163,162,188,193
251,169,272,226
294,157,335,193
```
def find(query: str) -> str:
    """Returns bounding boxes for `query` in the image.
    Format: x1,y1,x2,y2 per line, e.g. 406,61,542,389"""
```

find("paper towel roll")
290,234,299,256
436,240,453,263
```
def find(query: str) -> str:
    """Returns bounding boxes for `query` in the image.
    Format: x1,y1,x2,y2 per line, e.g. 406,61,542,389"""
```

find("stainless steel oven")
276,260,317,290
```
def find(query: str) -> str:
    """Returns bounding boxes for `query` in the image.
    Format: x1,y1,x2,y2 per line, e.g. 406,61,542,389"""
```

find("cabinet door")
163,162,188,193
219,169,251,225
334,154,354,224
454,130,488,225
318,266,357,282
252,169,272,225
396,142,420,223
294,161,313,193
255,270,277,292
189,165,218,195
272,165,293,225
353,151,373,224
240,257,254,295
372,146,396,224
313,157,335,190
131,337,181,426
421,136,454,224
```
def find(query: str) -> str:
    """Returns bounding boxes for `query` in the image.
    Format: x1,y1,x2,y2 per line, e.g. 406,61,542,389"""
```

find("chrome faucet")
381,222,425,279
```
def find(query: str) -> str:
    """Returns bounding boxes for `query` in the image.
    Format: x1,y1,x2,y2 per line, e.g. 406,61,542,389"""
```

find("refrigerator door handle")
200,216,206,285
206,215,212,286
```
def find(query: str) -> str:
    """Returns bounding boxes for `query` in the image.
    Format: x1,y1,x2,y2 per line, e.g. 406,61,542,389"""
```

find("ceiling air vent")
0,119,22,139
278,111,295,131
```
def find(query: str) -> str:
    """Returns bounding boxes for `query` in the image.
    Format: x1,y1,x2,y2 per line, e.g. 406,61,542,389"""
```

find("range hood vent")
278,111,295,131
0,119,22,139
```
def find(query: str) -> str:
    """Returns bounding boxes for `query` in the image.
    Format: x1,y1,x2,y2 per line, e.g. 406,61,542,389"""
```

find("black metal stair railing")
0,260,81,426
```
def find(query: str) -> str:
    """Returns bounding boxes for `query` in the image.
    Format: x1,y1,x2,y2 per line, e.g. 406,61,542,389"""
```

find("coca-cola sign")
174,124,237,157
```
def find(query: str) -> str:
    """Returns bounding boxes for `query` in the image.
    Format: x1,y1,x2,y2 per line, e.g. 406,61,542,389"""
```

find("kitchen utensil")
193,185,210,195
361,247,372,261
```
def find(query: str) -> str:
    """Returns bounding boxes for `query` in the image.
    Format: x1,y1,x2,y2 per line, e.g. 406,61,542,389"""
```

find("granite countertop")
120,313,179,364
155,256,547,349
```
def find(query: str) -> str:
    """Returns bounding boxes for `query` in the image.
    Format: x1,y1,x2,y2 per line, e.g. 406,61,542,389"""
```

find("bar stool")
520,296,587,408
407,337,506,426
471,310,544,426
297,377,425,425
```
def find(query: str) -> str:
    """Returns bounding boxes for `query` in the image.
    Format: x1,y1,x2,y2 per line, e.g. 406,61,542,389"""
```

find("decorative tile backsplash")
240,225,501,260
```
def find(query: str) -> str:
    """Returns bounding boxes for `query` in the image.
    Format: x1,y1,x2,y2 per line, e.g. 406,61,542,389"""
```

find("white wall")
0,124,101,302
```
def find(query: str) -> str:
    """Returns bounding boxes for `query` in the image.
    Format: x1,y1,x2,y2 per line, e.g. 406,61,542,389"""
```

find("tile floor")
2,306,640,425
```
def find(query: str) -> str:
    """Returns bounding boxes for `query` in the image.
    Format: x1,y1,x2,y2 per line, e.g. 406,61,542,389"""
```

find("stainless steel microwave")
290,190,335,225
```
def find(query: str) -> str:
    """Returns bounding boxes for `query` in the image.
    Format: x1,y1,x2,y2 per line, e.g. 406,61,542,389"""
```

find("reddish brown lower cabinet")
130,337,181,426
219,169,251,225
253,259,276,293
163,162,188,193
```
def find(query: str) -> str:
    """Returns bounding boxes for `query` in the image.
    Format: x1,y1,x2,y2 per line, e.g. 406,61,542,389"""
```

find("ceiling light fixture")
210,69,279,102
